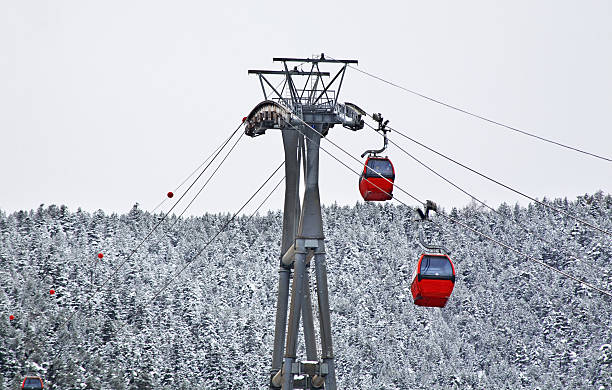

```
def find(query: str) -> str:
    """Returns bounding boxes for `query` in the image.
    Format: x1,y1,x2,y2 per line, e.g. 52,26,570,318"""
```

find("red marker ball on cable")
98,253,103,259
167,191,174,198
50,289,55,295
9,315,14,321
242,116,247,122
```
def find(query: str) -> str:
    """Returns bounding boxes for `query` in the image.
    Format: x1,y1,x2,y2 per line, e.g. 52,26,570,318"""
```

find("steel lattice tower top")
245,54,365,137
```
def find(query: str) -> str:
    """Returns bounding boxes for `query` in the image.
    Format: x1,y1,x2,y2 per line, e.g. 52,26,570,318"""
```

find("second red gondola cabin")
410,253,455,308
21,376,43,390
359,157,395,201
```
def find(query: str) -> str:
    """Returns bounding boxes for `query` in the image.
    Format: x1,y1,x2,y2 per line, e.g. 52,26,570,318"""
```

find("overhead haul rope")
382,123,612,237
144,161,284,306
142,132,246,263
19,125,243,354
326,55,612,163
85,163,286,356
365,123,501,214
15,130,246,336
435,212,612,298
252,176,286,217
366,122,611,284
173,132,245,222
281,116,612,299
147,132,246,265
49,121,245,357
364,122,608,252
151,129,241,213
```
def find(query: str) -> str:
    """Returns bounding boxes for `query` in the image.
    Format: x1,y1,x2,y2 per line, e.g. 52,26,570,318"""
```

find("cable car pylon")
244,54,365,390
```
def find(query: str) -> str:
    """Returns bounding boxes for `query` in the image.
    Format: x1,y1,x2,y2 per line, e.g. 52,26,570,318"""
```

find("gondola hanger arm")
361,113,391,157
415,200,450,255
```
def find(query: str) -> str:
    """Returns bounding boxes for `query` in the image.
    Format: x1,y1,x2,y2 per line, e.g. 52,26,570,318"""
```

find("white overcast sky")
1,1,611,216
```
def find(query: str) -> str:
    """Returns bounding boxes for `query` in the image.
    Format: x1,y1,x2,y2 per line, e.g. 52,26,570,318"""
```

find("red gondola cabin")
21,376,43,390
359,157,395,201
410,253,455,307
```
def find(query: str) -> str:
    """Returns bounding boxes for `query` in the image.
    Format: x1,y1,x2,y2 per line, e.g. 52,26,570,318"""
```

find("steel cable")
364,122,601,251
173,132,245,222
385,123,612,237
49,121,244,358
282,116,612,298
94,164,285,354
144,161,284,307
48,160,284,373
151,129,241,213
328,55,612,163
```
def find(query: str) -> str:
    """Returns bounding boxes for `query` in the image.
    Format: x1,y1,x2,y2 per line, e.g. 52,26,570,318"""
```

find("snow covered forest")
1,192,611,389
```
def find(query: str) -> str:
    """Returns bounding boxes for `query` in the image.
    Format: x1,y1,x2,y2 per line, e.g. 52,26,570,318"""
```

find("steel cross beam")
273,55,358,64
248,70,331,76
244,55,363,390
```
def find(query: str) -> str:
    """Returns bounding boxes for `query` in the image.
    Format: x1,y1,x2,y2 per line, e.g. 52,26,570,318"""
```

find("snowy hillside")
1,192,611,389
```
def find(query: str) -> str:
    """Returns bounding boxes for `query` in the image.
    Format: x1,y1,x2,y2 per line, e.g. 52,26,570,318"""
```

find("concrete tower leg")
302,267,318,361
283,248,307,390
314,249,337,390
270,128,301,387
